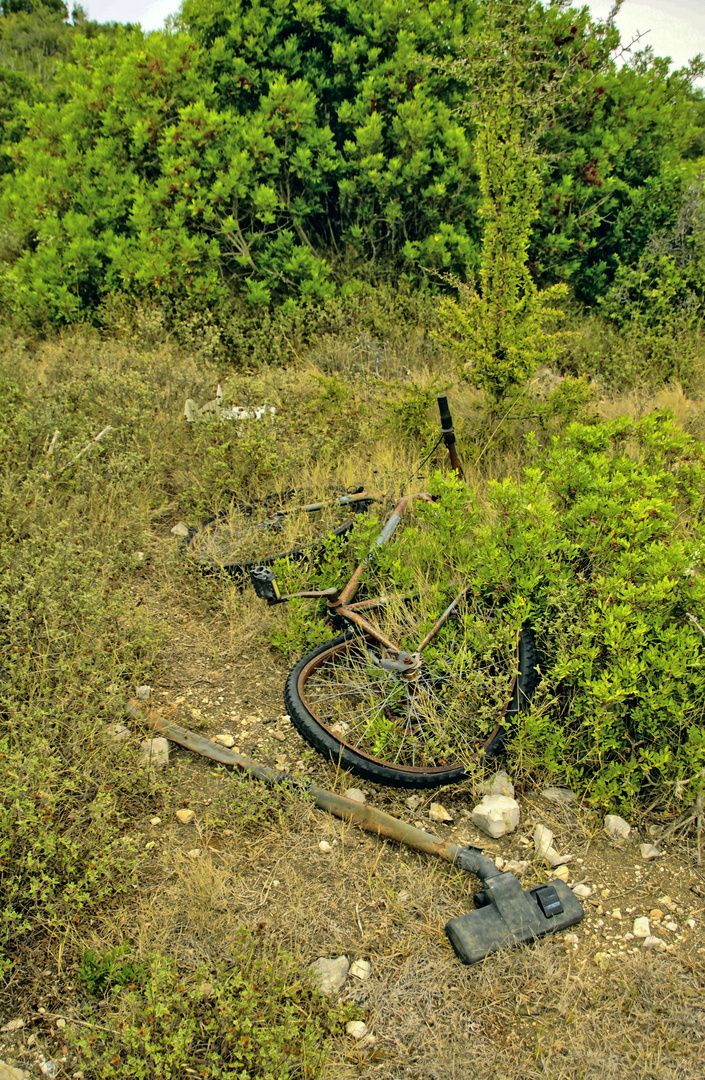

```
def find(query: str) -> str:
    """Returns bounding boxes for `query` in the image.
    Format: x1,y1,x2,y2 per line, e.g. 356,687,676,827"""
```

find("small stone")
649,909,664,921
310,956,349,995
563,933,579,948
150,817,161,826
358,1034,377,1050
0,1065,28,1080
214,733,235,748
319,841,332,853
350,959,371,980
55,1019,66,1030
572,884,593,899
664,921,678,932
471,795,520,838
504,859,531,877
611,909,622,920
1,1020,24,1033
107,723,130,744
171,522,190,537
687,918,696,930
187,848,201,858
175,808,195,824
346,1021,368,1040
272,731,287,743
397,891,411,903
405,795,421,811
643,935,667,950
429,802,453,823
604,814,631,841
139,737,169,769
550,864,570,882
494,856,505,870
482,770,515,798
633,917,650,938
344,788,366,804
135,685,151,701
541,786,576,804
640,843,663,860
533,823,571,867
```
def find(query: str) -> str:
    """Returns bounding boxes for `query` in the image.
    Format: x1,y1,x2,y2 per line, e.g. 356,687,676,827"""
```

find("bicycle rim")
185,493,367,575
285,622,537,788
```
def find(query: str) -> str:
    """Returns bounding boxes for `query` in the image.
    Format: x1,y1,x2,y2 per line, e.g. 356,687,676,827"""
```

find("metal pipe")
126,702,499,883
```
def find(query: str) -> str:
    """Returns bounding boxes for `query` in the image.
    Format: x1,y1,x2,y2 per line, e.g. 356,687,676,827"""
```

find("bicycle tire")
284,623,538,789
184,490,372,578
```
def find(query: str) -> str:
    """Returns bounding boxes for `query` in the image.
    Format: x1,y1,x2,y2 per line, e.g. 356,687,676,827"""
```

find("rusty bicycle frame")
251,489,524,742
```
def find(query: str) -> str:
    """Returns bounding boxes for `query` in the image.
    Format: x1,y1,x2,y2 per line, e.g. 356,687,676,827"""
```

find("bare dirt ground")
2,531,705,1080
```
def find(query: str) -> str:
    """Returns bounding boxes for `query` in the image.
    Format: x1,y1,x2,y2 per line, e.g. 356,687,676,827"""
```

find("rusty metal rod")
125,701,499,883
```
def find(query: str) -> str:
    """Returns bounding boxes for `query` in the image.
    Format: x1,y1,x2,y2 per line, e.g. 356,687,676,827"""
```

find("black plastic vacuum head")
445,870,584,965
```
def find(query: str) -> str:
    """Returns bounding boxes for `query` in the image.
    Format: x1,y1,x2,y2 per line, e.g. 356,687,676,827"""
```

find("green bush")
271,413,705,811
74,942,355,1080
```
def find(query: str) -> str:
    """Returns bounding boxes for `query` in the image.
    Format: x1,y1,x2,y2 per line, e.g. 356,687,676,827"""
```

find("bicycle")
183,487,380,577
250,401,538,789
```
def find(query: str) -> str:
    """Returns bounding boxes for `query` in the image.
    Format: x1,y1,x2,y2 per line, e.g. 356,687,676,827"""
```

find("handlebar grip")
437,394,453,433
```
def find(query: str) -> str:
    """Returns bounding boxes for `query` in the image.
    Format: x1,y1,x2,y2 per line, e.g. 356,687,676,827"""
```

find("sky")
81,1,705,79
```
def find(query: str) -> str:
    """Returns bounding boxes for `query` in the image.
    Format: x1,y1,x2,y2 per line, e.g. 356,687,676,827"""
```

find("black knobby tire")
284,624,538,789
184,490,371,578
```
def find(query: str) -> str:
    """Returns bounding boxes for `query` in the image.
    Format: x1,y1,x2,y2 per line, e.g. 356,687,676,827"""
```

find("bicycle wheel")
284,620,538,789
185,490,371,577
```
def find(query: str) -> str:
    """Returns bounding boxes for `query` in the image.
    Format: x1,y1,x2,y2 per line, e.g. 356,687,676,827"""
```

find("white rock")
532,823,571,867
429,802,453,823
171,522,190,537
214,733,235,748
534,823,555,858
187,848,201,858
350,959,371,980
319,841,332,853
346,1021,368,1040
405,794,421,811
139,737,169,769
175,808,195,824
397,891,411,903
0,1064,27,1080
563,933,579,948
310,956,349,995
1,1021,24,1034
572,884,593,899
135,685,151,701
550,864,570,882
150,817,161,826
107,723,130,744
344,788,366,804
541,786,577,804
633,916,650,938
639,843,663,860
604,814,631,841
664,921,678,933
482,770,514,798
504,859,531,877
643,935,667,950
471,795,520,838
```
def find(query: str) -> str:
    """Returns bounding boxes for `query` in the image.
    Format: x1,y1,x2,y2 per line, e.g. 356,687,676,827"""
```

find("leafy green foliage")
74,944,356,1080
272,414,705,810
79,945,146,996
